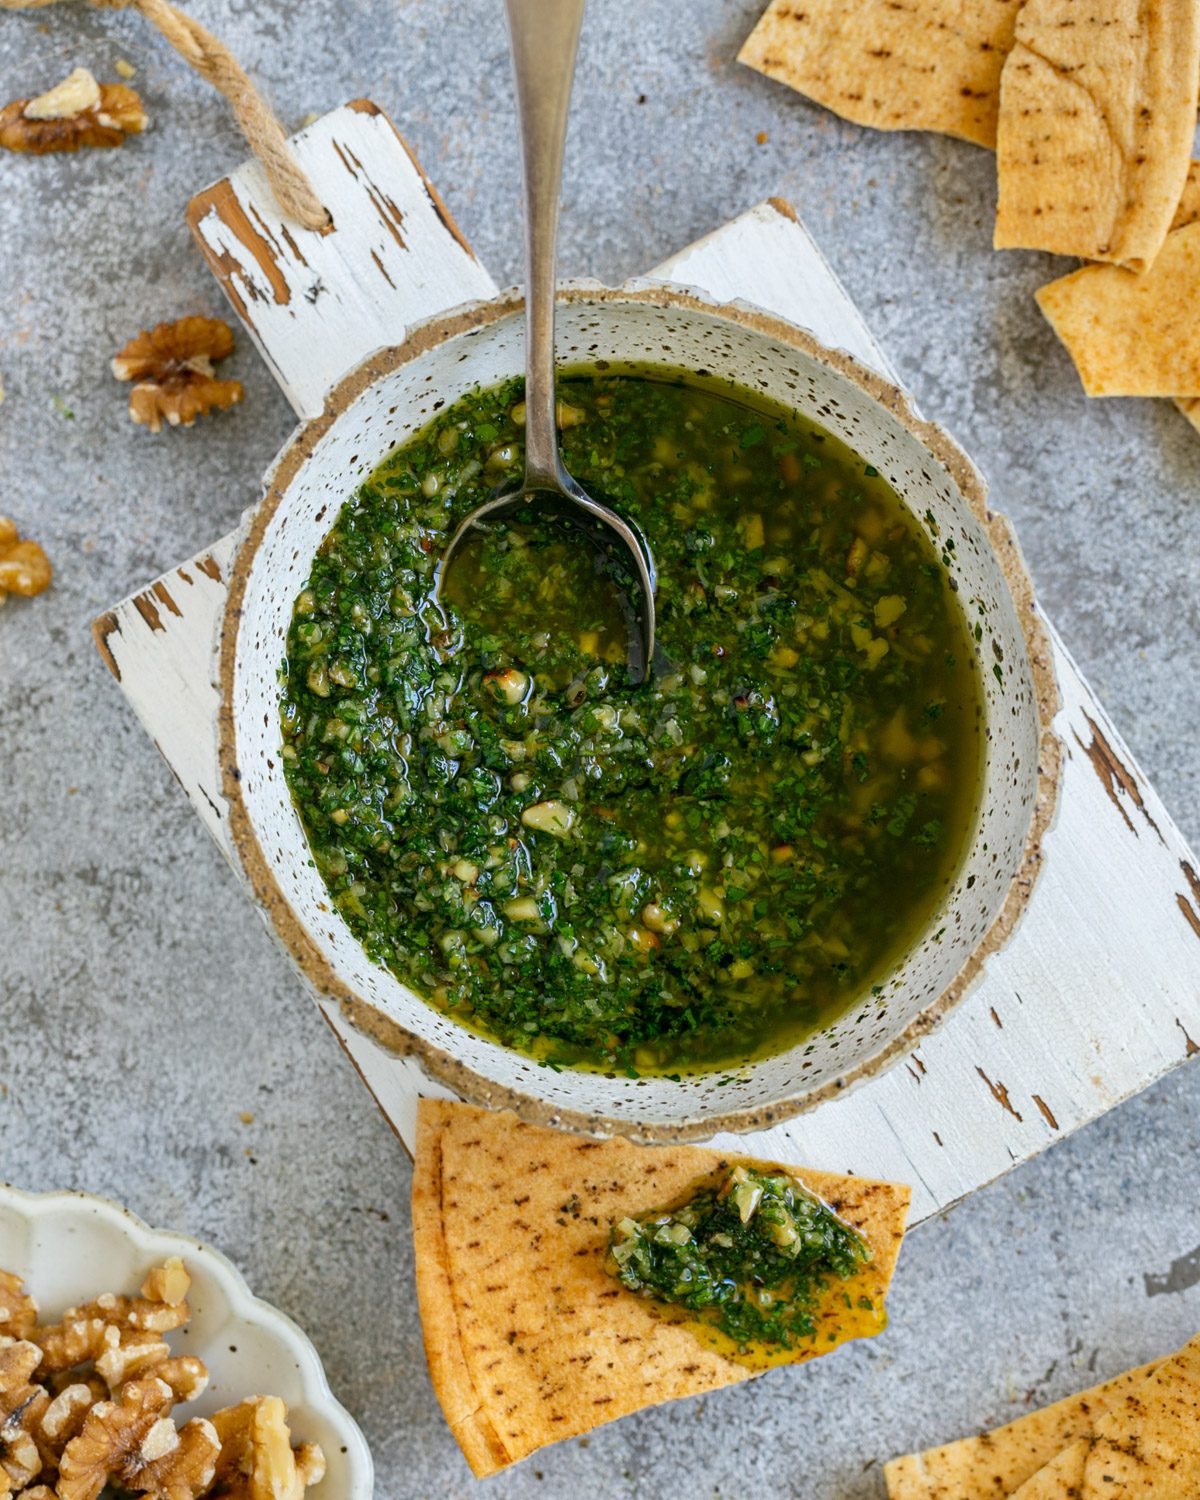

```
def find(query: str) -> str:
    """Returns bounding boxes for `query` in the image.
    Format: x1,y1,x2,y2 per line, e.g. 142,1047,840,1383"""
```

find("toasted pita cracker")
413,1100,910,1477
1175,397,1200,431
1036,221,1200,396
1168,164,1200,428
884,1361,1158,1498
1009,1334,1200,1498
738,0,1020,149
994,0,1200,269
1170,159,1200,232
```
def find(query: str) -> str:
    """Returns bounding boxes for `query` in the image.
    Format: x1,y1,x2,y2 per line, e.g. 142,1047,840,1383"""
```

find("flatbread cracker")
1175,397,1200,431
737,0,1020,149
1169,163,1200,428
1009,1334,1200,1498
1170,159,1200,232
1035,221,1200,397
883,1362,1158,1499
994,0,1200,270
412,1099,910,1477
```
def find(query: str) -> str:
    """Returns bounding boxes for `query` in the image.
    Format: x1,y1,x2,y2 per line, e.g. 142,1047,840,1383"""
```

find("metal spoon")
437,0,656,682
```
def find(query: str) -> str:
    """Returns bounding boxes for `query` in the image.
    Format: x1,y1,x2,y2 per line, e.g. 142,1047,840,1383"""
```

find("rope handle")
1,0,329,230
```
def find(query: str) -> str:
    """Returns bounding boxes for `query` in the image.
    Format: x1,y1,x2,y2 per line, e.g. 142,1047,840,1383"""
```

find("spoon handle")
505,0,586,492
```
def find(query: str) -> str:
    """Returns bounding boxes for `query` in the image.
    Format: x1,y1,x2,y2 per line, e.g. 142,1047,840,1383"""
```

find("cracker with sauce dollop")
412,1099,910,1478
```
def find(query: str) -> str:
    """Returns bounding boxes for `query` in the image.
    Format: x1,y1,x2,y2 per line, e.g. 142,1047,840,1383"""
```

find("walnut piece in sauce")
0,66,147,154
112,316,244,433
0,1261,324,1499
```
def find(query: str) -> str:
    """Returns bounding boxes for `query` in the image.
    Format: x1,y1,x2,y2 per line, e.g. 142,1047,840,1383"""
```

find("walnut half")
209,1397,325,1500
0,1272,37,1341
0,518,52,605
112,317,244,433
0,66,147,154
1,1341,50,1492
57,1376,220,1500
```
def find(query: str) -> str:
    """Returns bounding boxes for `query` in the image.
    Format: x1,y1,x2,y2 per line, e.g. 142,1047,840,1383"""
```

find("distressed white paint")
188,102,498,419
96,108,1200,1222
650,199,899,386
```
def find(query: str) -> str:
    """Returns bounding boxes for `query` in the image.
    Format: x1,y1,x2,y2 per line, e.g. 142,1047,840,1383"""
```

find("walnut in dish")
0,1260,324,1499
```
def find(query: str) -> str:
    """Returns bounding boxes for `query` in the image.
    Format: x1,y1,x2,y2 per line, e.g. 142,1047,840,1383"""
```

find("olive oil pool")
280,372,983,1076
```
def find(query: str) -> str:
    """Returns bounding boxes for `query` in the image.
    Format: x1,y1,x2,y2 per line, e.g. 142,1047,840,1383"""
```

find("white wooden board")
95,105,1200,1224
186,100,498,419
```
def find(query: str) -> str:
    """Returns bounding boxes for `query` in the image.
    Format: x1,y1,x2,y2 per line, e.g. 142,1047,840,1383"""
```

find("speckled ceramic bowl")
218,283,1060,1143
0,1183,373,1497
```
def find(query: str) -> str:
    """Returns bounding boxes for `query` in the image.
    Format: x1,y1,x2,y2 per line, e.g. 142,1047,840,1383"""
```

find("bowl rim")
0,1180,374,1497
217,280,1062,1143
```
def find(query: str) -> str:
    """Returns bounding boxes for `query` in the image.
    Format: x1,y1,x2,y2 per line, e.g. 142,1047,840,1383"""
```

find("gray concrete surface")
2,3,1198,1496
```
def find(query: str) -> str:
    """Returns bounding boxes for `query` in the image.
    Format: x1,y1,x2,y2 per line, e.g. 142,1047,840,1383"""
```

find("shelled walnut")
57,1377,219,1500
0,66,147,154
112,316,244,433
1,1341,50,1492
0,1271,38,1339
209,1398,327,1500
0,519,52,606
0,1262,324,1499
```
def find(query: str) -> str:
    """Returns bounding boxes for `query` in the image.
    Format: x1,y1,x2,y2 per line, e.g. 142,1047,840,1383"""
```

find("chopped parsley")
607,1164,870,1349
279,372,982,1074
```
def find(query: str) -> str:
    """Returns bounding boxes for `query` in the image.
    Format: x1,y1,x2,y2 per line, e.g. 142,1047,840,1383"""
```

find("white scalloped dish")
0,1184,373,1498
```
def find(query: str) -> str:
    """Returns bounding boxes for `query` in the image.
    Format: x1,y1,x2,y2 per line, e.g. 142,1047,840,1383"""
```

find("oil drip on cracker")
0,517,52,606
0,65,146,154
0,1258,325,1499
112,316,244,432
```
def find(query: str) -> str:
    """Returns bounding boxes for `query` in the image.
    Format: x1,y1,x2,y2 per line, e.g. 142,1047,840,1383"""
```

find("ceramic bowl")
217,283,1060,1142
0,1183,373,1498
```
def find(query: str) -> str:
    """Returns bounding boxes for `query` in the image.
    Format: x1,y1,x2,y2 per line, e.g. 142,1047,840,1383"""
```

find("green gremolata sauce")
279,371,982,1075
607,1164,872,1355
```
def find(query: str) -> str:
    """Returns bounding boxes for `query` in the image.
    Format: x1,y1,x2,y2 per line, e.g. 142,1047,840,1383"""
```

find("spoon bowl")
438,474,657,682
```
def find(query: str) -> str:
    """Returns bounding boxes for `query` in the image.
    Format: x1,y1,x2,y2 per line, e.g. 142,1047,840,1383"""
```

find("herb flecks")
607,1165,869,1349
279,373,982,1075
